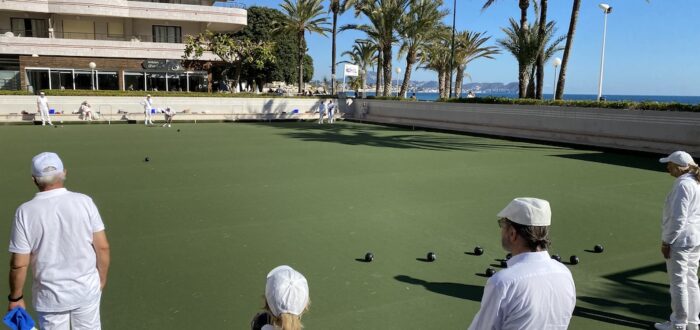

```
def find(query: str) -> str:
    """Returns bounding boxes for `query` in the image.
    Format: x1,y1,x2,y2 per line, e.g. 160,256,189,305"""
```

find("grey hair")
34,172,65,187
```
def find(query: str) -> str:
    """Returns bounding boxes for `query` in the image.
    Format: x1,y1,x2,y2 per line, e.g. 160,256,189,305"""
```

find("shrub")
444,97,699,112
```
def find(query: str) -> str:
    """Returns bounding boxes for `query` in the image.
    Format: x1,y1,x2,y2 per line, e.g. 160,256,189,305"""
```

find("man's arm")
467,280,505,330
92,231,110,290
8,253,29,311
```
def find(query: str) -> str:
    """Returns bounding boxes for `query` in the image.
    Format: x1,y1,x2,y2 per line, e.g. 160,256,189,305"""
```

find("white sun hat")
265,265,309,317
31,152,64,177
497,197,551,226
659,151,697,168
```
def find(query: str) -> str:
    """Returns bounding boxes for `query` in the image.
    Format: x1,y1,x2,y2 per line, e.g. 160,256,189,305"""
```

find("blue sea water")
349,92,700,104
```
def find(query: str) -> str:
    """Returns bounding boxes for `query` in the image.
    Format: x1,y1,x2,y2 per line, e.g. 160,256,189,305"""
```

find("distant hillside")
361,72,518,93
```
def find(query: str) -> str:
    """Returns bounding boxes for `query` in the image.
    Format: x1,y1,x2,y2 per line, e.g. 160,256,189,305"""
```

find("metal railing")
127,0,246,8
0,30,185,43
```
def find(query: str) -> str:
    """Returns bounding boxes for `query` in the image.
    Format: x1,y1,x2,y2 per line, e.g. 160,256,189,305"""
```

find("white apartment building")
0,0,246,93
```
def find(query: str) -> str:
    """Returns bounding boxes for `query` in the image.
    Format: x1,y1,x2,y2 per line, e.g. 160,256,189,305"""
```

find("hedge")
0,89,328,98
444,96,700,112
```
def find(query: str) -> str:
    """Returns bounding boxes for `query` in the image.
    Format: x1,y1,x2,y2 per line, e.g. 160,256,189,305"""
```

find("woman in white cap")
655,151,700,330
251,265,309,330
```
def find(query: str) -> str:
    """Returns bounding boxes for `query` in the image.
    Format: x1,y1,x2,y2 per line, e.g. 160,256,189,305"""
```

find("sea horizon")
346,92,700,104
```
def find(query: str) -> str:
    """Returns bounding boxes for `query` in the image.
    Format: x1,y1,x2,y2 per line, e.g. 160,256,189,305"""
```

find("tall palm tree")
555,0,579,100
330,0,357,95
277,0,330,94
340,7,384,95
526,19,564,98
497,18,534,98
419,28,452,99
340,39,377,97
483,0,531,32
350,0,411,96
535,0,547,99
453,31,500,98
397,0,447,98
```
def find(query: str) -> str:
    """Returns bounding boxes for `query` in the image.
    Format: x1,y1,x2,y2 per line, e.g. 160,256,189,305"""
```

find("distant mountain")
360,71,518,93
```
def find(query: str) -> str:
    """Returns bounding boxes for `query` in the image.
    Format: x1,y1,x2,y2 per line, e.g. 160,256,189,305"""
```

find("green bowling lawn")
0,121,673,329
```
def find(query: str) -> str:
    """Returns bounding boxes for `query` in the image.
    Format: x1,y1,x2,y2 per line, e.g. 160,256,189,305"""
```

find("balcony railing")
0,30,189,44
127,0,246,8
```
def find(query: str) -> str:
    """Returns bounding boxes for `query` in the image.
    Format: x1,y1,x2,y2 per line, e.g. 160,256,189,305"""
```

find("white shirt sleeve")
663,181,694,245
468,279,506,330
8,208,31,254
86,197,105,233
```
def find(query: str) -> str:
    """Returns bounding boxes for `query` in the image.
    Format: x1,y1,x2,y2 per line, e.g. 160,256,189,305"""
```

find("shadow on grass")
394,275,483,301
553,152,665,173
252,122,568,152
574,262,668,327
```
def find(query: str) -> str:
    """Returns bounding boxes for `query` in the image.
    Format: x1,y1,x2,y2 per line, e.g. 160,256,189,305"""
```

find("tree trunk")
519,0,529,32
518,63,528,98
535,0,547,99
527,66,536,98
375,50,383,96
331,11,338,95
438,70,445,99
382,44,392,97
298,31,304,94
556,0,580,100
455,64,465,98
399,51,415,98
234,62,242,93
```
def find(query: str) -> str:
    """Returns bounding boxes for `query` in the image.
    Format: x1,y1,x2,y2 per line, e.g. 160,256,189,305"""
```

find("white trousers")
40,108,52,124
144,109,153,123
667,244,700,327
318,111,324,123
38,298,101,330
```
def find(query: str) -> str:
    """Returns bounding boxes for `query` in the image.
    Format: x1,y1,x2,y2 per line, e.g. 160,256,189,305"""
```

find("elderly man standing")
655,151,700,330
8,152,110,330
468,197,576,330
36,91,53,126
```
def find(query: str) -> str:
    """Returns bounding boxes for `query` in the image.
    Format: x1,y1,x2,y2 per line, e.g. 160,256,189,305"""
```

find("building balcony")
0,34,219,60
0,0,246,32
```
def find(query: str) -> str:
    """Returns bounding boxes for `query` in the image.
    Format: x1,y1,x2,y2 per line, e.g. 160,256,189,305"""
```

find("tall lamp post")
89,62,97,90
597,3,612,101
395,67,401,97
552,57,562,100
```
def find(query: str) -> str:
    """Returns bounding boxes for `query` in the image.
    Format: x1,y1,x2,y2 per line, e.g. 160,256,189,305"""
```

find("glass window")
74,71,93,90
26,69,49,93
50,70,74,90
188,73,208,92
146,72,167,91
152,25,181,43
97,72,118,90
168,74,188,92
11,18,48,38
125,72,145,91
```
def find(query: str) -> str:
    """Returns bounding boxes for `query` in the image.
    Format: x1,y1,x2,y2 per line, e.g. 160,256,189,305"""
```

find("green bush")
41,89,325,98
0,90,32,95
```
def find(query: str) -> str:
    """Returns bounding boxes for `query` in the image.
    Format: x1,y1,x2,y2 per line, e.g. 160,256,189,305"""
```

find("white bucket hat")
265,265,309,317
660,151,697,168
31,152,64,177
497,197,551,226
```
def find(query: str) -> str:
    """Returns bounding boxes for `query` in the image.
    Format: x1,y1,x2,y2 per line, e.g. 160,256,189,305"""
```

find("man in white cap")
36,91,53,126
655,151,700,330
468,197,576,330
141,94,155,125
251,265,309,330
7,152,110,330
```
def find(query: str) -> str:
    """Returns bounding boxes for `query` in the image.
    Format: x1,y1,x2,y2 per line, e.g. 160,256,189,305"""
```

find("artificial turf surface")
0,121,675,329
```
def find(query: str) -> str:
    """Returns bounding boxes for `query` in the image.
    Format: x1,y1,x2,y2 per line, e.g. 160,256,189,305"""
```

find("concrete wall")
0,96,335,122
347,100,700,155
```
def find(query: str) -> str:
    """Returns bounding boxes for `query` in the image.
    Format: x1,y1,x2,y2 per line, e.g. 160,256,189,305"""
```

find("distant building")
0,0,247,93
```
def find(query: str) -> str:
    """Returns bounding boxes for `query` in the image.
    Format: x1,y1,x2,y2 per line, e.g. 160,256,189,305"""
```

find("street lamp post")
552,57,562,100
89,62,97,90
597,3,612,102
395,67,401,97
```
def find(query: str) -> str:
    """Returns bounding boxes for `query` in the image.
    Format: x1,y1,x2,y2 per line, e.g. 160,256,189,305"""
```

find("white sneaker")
168,124,171,127
655,321,686,330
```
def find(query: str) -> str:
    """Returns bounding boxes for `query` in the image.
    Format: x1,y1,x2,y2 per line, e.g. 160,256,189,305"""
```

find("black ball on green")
427,252,437,262
570,255,580,265
506,253,512,260
551,254,562,262
500,260,508,268
594,244,604,253
364,252,374,262
486,268,496,277
177,129,181,132
474,246,484,256
144,157,150,162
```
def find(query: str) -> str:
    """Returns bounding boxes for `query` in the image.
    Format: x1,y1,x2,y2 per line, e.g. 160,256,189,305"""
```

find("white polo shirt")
662,173,700,247
468,251,576,330
37,96,49,111
9,188,105,312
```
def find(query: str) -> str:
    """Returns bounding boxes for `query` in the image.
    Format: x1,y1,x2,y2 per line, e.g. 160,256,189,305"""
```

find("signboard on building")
142,59,183,71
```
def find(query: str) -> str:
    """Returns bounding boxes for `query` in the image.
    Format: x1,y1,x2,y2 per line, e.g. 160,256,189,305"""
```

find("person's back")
473,252,575,329
13,188,104,311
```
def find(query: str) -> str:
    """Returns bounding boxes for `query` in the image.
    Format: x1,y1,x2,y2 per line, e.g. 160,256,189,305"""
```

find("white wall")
347,100,700,155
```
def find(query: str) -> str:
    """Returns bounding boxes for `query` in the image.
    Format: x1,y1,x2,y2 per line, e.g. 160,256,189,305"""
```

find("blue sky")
243,0,700,96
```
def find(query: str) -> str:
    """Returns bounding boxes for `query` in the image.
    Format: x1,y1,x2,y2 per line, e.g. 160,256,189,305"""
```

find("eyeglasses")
498,218,508,228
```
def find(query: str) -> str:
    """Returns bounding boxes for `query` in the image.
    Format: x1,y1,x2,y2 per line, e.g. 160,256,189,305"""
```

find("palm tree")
349,0,411,96
277,0,330,94
396,0,447,98
483,0,531,32
419,27,452,99
330,0,357,95
453,31,500,97
497,18,534,98
340,39,377,97
535,0,547,99
555,0,579,100
526,19,565,97
340,8,384,95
